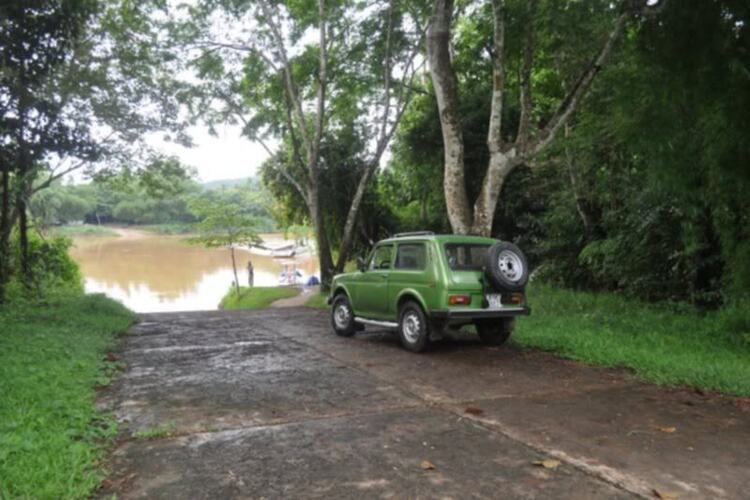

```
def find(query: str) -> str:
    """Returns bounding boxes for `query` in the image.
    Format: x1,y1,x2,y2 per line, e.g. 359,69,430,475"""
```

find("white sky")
148,124,274,183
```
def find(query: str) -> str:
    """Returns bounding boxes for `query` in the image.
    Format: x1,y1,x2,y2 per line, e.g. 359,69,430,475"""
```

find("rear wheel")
398,301,431,352
331,294,356,337
476,318,514,346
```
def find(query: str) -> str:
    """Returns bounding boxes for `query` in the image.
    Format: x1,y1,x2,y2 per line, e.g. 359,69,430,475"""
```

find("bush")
6,231,82,299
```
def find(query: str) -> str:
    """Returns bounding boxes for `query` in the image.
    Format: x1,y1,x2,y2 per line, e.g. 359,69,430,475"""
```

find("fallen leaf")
420,460,436,470
464,406,484,416
657,426,677,433
532,459,561,470
652,489,679,499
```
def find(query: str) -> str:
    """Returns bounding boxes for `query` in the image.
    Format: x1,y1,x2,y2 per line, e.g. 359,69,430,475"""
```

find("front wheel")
398,301,431,352
331,294,356,337
476,318,514,346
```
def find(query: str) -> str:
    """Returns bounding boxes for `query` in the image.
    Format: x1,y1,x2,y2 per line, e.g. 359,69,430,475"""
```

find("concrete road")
98,308,750,499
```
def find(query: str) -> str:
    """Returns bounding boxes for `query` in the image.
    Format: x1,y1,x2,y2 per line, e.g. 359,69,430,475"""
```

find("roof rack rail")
392,231,435,238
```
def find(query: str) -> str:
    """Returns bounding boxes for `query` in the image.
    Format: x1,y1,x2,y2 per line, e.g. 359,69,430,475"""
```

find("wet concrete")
99,308,750,499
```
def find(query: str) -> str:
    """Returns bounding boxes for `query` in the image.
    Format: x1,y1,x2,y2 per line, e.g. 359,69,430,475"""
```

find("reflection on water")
69,228,319,313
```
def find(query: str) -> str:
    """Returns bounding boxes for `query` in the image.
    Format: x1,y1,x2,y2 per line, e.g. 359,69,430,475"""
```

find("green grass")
304,292,328,309
134,422,176,440
0,293,134,499
138,223,194,235
48,224,119,237
514,284,750,396
219,286,301,310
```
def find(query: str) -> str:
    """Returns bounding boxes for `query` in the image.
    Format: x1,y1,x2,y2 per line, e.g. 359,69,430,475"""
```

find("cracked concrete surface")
98,308,750,499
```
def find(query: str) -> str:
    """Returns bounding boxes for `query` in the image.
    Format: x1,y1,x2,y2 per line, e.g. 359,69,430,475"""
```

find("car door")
388,242,433,315
355,244,393,319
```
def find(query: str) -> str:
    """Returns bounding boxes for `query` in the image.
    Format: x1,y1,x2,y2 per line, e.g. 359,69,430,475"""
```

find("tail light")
448,294,471,306
502,293,525,305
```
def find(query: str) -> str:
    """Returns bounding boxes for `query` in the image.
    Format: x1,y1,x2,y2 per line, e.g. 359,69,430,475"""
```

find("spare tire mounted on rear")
485,241,529,292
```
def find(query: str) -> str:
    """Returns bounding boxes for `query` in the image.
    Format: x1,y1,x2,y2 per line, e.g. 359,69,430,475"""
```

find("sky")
148,124,274,183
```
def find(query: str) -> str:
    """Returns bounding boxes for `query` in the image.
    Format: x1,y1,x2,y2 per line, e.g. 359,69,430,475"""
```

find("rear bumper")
430,306,530,320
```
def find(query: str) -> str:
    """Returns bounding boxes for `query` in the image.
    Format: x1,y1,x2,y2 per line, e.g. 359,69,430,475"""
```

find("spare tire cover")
485,241,529,292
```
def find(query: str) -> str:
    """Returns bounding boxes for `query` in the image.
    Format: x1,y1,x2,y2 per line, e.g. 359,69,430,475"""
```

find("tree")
168,0,426,284
188,198,261,297
0,0,97,299
0,0,190,301
426,0,667,236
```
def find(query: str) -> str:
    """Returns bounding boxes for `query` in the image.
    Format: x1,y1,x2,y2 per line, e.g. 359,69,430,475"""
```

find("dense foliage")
29,176,276,231
2,231,82,301
379,0,750,307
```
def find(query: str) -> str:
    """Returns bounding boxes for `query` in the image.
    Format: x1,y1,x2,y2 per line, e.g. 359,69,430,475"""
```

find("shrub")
6,231,82,299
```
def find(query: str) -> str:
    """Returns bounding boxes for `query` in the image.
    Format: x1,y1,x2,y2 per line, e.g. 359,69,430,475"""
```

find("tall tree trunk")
230,246,240,296
17,189,30,291
0,163,10,304
334,161,376,272
428,0,635,237
471,152,516,236
470,0,517,236
427,0,471,234
308,184,334,286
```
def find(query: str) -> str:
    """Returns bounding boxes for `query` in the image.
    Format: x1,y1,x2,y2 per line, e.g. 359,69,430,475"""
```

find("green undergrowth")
304,291,328,309
514,284,750,396
219,286,301,310
0,293,134,499
138,223,194,235
48,224,119,237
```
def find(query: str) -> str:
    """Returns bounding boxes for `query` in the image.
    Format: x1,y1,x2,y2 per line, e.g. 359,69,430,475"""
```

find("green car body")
328,233,530,330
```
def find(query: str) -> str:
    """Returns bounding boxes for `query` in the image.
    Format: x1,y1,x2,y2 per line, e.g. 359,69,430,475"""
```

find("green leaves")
188,197,262,248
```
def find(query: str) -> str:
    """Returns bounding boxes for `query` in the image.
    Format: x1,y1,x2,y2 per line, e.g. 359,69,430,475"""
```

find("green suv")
328,232,530,352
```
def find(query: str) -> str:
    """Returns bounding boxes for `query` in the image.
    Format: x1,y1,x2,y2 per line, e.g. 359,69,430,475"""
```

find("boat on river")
248,242,310,258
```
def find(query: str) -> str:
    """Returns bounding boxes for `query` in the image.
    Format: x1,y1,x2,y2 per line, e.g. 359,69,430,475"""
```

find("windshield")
444,243,490,271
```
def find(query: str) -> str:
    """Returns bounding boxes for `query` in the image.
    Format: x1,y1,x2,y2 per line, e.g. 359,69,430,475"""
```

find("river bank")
62,225,319,313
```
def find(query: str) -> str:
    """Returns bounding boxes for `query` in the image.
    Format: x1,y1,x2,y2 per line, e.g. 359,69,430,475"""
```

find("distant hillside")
202,177,253,190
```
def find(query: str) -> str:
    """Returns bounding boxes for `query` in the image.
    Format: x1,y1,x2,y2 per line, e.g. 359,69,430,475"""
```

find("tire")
476,318,514,346
331,294,356,337
485,241,529,292
397,301,431,352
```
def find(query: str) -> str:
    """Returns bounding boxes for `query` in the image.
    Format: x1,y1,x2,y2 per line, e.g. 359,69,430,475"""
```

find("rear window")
444,243,490,270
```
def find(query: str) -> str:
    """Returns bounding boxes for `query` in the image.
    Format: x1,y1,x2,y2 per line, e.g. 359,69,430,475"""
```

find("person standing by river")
247,260,254,287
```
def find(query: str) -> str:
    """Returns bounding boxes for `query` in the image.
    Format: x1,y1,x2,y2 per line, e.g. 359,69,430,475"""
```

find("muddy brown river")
69,228,319,313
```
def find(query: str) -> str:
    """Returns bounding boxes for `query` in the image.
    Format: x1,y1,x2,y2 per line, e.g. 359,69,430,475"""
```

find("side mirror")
357,257,367,272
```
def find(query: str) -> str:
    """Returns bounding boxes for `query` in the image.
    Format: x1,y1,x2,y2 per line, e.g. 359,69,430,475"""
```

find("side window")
369,245,393,270
395,243,426,270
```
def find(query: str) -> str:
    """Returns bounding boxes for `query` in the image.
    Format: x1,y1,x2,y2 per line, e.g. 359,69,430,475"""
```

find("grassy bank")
48,224,119,237
138,223,194,235
310,284,749,395
514,285,750,396
0,293,134,499
220,286,301,309
305,292,328,309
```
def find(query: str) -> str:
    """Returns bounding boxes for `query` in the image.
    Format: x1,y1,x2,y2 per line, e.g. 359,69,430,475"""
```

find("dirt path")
99,309,750,499
269,285,320,308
